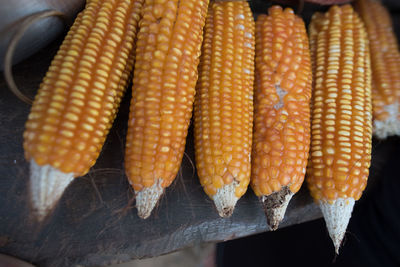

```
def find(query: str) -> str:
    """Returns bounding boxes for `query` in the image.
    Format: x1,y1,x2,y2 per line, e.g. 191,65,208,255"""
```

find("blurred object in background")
0,254,35,267
301,0,352,4
112,244,216,267
0,0,84,70
271,0,353,5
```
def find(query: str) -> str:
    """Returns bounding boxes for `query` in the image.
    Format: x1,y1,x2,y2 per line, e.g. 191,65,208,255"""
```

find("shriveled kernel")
251,5,312,210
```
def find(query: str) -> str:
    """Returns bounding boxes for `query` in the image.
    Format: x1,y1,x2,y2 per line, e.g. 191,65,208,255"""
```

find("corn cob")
356,0,400,139
125,0,209,219
23,0,144,221
307,5,372,253
194,0,255,217
251,6,311,230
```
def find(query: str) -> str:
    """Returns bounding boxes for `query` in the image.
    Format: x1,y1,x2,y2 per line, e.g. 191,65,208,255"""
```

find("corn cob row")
356,0,400,139
125,0,209,219
251,6,311,230
307,5,372,253
194,0,255,217
23,0,144,221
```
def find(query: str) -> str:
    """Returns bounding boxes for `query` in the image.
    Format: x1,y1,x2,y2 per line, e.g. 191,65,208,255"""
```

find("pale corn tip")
29,160,74,221
261,187,294,231
373,102,400,139
135,178,164,219
319,198,355,254
212,181,239,218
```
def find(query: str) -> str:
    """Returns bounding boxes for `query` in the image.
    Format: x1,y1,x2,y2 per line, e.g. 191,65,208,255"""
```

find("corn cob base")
260,187,294,230
213,181,240,218
29,160,74,221
134,178,164,219
319,198,355,254
373,102,400,139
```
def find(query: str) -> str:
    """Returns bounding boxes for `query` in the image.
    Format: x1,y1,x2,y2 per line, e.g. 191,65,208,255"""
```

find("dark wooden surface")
0,37,323,266
0,1,399,266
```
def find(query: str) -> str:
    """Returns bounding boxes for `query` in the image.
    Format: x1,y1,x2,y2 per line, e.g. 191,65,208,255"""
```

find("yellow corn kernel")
356,0,400,139
307,5,372,203
251,6,311,198
24,0,144,176
194,0,254,217
124,0,209,200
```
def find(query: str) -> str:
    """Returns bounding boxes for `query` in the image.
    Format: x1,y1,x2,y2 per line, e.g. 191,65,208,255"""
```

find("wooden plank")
0,34,322,267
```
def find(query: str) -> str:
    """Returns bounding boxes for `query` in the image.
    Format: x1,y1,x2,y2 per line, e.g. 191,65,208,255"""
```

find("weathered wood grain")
0,35,321,267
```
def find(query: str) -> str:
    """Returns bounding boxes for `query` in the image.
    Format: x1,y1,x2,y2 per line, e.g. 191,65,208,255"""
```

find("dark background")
217,137,400,267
